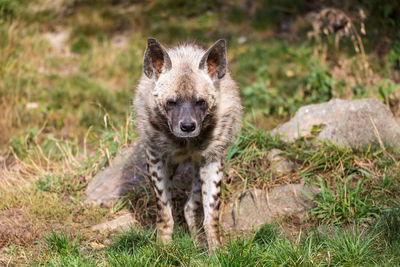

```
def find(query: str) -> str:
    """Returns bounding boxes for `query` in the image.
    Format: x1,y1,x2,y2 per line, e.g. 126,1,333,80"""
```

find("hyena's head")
142,38,227,138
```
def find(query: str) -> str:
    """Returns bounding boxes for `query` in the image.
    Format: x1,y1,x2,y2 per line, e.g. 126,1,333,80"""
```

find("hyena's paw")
157,233,172,244
189,226,206,245
155,207,174,244
206,235,221,252
204,221,221,251
156,222,173,244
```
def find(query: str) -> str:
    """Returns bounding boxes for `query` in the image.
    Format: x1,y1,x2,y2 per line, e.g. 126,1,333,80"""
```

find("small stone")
26,102,39,109
91,213,137,233
89,241,106,249
267,149,296,175
237,36,247,44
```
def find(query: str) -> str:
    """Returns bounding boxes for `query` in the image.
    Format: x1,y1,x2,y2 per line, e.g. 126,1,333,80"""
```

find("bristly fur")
175,40,208,50
133,38,242,250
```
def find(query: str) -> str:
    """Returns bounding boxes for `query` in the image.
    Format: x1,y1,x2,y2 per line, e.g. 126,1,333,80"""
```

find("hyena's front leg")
200,160,223,250
146,150,174,244
184,168,202,239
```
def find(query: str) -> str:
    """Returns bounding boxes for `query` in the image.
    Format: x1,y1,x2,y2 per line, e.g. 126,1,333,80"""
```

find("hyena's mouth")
173,132,200,138
170,124,201,138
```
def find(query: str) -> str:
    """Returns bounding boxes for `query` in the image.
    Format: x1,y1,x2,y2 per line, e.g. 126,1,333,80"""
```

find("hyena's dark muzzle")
179,102,197,133
166,99,207,138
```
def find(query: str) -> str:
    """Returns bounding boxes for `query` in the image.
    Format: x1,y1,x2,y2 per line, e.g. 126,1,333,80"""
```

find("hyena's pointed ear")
199,39,227,81
143,38,172,79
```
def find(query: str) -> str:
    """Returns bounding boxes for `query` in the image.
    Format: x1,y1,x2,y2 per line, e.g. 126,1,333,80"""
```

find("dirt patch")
0,208,40,248
43,30,69,55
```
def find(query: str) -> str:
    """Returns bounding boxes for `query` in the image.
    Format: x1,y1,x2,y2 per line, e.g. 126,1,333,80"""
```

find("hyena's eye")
196,99,206,108
166,100,177,109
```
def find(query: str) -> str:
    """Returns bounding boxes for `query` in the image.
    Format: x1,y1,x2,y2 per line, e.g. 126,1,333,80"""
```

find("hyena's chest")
169,147,203,164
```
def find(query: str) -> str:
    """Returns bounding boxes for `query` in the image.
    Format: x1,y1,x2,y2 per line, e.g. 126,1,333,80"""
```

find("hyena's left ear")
143,38,172,79
199,39,227,81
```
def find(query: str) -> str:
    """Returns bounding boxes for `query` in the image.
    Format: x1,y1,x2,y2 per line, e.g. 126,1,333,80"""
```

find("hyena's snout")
180,121,196,133
179,102,201,136
171,101,202,138
179,103,197,133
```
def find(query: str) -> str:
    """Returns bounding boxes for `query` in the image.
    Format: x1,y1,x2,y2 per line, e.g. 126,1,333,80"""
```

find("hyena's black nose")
180,122,196,132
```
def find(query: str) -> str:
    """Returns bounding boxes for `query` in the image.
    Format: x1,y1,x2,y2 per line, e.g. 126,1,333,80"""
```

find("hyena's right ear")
199,39,227,81
143,38,172,79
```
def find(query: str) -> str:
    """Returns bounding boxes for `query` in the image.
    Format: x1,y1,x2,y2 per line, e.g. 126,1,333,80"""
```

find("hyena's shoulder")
218,72,242,118
203,72,242,160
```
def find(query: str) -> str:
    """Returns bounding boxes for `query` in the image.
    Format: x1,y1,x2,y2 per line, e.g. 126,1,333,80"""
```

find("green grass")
308,175,381,225
30,221,400,266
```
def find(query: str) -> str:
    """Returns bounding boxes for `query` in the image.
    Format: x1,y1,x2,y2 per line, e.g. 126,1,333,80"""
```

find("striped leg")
184,168,202,239
146,149,174,244
200,161,223,250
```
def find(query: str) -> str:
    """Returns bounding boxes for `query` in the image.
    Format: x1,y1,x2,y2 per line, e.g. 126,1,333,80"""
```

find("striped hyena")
134,38,242,250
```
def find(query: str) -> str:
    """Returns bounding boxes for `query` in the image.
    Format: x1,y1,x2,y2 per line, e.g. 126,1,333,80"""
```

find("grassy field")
1,0,400,265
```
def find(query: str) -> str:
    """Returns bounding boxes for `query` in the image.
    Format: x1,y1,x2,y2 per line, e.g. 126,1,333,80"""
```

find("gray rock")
85,141,147,207
272,98,400,150
267,149,296,175
220,183,320,233
91,213,137,232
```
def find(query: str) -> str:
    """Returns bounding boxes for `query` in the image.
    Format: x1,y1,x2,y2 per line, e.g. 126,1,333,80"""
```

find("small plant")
70,35,92,54
0,0,21,20
213,237,261,267
107,227,153,254
309,175,380,224
302,60,333,104
36,174,59,192
373,206,400,245
44,230,78,256
253,223,279,246
388,37,400,71
326,226,380,265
